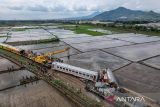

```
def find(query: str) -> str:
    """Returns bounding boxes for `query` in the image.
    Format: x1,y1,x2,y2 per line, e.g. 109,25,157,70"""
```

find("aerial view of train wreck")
0,42,152,107
0,0,160,107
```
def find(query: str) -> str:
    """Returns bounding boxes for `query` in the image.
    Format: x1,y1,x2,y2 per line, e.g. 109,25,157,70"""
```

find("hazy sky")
0,0,160,20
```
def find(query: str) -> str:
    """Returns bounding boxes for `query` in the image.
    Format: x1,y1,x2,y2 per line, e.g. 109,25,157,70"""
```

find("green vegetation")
75,28,105,36
85,23,160,36
60,23,160,36
12,28,28,31
7,37,59,46
59,24,106,36
12,27,41,31
103,26,160,36
0,36,11,38
52,80,63,86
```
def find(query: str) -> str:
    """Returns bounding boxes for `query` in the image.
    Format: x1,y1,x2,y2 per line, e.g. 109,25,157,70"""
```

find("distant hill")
65,11,102,20
82,11,102,19
92,7,160,21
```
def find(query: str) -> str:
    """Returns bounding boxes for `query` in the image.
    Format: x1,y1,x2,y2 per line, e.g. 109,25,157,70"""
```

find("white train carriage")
52,62,98,81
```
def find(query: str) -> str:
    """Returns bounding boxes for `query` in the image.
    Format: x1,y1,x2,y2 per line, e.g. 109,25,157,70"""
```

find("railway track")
0,48,102,107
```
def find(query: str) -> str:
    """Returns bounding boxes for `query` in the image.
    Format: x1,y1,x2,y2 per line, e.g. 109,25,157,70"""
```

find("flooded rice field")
0,33,7,36
32,45,81,58
0,70,35,90
103,41,160,62
0,80,74,107
12,26,40,29
69,39,133,52
104,33,146,39
0,37,7,43
16,42,65,50
116,35,160,43
0,33,7,43
88,28,113,34
0,56,74,107
47,29,90,38
0,58,20,72
143,56,160,69
7,29,54,42
0,25,160,105
114,63,160,102
62,50,130,71
0,27,10,34
60,32,160,103
48,29,74,35
62,36,112,44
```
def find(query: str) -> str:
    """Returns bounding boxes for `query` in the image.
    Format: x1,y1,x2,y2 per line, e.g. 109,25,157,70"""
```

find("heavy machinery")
0,43,26,55
0,43,70,67
30,47,70,65
52,63,146,107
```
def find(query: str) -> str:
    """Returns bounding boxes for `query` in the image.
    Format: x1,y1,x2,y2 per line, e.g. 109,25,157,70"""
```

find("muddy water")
33,45,81,58
0,58,20,72
104,33,146,39
0,27,10,34
62,50,130,71
7,29,53,42
70,39,133,52
16,42,65,50
0,70,35,90
103,41,160,62
88,28,113,34
117,35,160,43
143,56,160,69
47,29,90,38
0,37,7,43
0,80,74,107
62,36,112,44
114,63,160,102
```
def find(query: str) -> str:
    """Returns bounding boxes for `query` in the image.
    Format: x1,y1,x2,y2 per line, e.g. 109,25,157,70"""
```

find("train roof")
52,62,98,75
0,43,20,51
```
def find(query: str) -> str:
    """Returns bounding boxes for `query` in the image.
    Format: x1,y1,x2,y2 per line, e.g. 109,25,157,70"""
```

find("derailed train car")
52,62,98,81
52,62,119,84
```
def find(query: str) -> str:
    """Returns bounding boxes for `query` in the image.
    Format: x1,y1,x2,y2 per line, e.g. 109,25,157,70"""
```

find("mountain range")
74,7,160,21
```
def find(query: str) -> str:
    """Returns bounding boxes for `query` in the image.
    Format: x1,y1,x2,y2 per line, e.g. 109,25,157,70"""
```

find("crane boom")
44,47,70,57
32,47,70,64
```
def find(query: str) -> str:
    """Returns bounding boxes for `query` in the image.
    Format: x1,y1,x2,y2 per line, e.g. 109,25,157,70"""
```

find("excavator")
29,47,70,66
